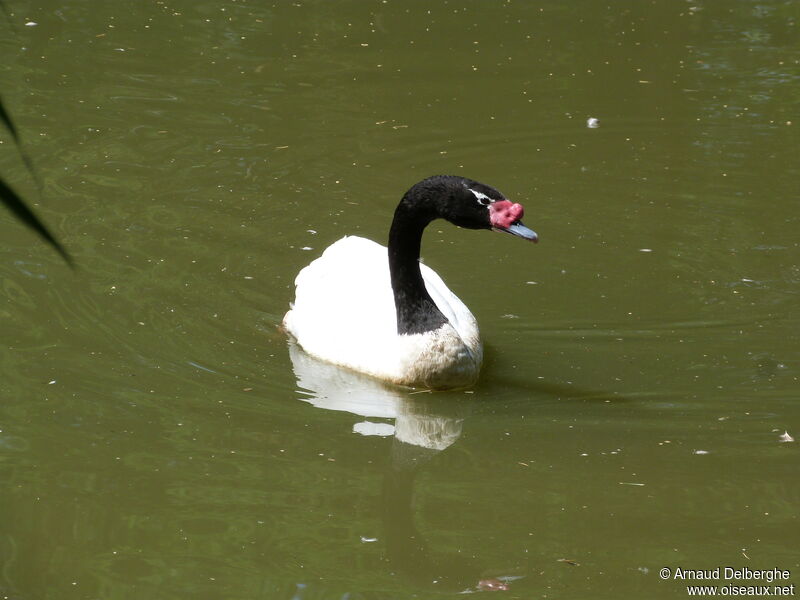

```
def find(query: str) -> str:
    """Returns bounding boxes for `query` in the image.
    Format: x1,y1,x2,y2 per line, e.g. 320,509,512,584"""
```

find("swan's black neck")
388,197,448,336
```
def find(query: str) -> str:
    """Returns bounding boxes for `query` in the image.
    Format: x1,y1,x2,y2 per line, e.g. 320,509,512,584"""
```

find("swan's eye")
469,189,493,206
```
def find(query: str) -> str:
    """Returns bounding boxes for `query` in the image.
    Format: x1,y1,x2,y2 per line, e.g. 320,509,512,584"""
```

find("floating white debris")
25,21,37,26
639,248,653,253
360,536,378,543
587,117,600,128
300,246,313,251
693,449,709,455
778,431,795,443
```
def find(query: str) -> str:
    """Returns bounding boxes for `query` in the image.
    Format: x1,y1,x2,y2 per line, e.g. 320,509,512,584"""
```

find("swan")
282,175,537,389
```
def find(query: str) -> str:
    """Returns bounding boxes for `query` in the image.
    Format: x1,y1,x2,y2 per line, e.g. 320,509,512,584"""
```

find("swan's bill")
494,221,538,242
488,199,536,241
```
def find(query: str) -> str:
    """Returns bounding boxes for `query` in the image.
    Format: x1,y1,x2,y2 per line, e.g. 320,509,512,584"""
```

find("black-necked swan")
283,175,537,389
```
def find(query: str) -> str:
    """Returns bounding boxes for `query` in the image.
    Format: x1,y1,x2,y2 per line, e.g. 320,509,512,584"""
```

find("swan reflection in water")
289,342,524,593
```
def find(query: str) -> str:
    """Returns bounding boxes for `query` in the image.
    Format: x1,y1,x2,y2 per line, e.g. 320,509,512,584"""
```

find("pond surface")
1,1,798,598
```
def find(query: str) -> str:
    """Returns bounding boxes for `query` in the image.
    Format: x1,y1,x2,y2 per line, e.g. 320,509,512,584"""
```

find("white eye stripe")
469,189,492,205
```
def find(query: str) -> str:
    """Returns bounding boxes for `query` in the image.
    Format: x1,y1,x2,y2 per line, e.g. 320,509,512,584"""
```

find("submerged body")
283,175,537,389
283,236,482,389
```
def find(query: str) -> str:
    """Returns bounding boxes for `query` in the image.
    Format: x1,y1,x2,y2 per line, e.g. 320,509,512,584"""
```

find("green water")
2,1,798,598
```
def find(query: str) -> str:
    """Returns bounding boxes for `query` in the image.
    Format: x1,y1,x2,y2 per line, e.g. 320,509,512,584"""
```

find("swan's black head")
402,175,538,242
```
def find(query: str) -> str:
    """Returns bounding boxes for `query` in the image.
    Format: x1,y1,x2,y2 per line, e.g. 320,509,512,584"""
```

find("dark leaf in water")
0,96,20,143
0,177,74,267
0,96,42,188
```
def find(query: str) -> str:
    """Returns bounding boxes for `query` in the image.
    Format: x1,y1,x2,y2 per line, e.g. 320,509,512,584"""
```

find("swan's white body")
283,236,482,388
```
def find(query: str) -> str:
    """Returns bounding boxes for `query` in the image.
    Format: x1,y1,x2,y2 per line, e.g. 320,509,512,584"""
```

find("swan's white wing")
284,236,401,377
283,235,481,386
420,263,480,354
